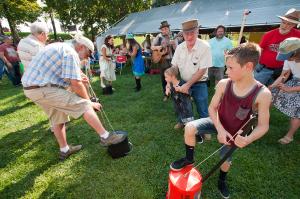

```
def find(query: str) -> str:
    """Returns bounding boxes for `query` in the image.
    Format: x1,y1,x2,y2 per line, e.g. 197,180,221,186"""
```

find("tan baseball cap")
276,37,300,61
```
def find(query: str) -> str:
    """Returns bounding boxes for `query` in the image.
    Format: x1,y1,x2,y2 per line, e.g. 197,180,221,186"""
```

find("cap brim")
276,51,294,61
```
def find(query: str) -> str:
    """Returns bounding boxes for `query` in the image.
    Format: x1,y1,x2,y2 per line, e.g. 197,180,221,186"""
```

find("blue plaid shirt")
22,43,82,87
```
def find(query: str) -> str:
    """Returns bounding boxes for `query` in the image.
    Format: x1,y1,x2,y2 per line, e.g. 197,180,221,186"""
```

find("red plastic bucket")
166,165,202,199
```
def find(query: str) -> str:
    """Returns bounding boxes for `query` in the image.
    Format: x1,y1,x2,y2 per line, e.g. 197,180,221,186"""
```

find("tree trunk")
90,24,95,42
49,11,57,40
3,3,20,44
0,21,4,35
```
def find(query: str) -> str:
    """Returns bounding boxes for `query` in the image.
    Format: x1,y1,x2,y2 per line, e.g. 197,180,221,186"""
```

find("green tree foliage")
0,0,41,43
152,0,189,7
45,0,151,41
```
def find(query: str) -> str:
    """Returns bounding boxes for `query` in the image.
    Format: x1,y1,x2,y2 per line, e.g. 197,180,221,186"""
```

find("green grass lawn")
0,67,299,199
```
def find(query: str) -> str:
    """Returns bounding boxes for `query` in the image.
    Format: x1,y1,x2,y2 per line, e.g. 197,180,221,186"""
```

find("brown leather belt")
24,84,64,90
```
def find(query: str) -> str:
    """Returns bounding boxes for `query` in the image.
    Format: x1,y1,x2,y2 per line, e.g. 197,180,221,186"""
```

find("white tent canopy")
100,0,299,37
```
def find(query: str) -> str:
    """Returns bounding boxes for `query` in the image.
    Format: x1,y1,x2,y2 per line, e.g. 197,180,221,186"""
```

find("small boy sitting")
165,67,194,129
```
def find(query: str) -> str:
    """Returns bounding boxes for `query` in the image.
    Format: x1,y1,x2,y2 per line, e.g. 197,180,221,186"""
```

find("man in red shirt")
254,8,300,86
0,35,22,86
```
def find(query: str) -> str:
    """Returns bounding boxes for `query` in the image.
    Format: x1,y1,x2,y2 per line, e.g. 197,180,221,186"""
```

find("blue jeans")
0,59,16,85
0,60,4,79
254,64,280,86
189,117,233,161
190,81,209,118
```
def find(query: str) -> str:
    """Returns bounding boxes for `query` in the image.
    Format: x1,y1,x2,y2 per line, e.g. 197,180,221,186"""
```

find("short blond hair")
164,67,179,77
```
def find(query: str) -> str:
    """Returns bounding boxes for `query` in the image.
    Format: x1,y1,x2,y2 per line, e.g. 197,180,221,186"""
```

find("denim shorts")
189,117,234,162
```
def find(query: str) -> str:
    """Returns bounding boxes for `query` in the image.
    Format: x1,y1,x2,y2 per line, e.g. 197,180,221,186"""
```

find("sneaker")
170,157,194,171
174,123,184,130
59,145,82,161
218,180,230,199
100,132,126,147
196,134,203,144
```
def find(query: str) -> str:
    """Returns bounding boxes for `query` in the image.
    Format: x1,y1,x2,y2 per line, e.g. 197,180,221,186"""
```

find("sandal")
278,136,293,144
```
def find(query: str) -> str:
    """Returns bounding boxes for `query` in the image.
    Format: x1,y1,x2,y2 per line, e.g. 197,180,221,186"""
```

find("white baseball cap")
73,34,94,52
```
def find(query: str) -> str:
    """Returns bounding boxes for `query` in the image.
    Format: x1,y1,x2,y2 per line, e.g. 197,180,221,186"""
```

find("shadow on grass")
0,101,33,116
0,159,58,198
0,120,50,168
0,120,60,198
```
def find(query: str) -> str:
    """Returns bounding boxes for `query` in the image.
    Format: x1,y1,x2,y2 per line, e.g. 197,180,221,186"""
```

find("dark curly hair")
104,35,114,49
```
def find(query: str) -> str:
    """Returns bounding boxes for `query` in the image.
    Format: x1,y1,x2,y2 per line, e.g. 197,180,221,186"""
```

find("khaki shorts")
208,67,225,81
24,87,93,125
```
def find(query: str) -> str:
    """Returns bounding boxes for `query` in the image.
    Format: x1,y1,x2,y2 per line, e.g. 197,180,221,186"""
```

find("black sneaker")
170,157,194,171
196,134,203,144
59,145,82,161
218,180,230,199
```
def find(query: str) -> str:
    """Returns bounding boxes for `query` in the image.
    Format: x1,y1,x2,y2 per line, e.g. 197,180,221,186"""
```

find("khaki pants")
24,87,93,125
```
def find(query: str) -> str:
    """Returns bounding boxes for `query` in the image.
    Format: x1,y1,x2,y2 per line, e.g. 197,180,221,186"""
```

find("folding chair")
116,55,127,75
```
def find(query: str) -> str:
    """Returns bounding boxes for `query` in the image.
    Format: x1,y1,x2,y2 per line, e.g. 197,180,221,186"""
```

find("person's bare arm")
209,79,233,144
70,79,90,99
269,70,290,89
234,87,272,148
70,79,102,111
101,47,110,61
129,46,138,58
175,68,206,94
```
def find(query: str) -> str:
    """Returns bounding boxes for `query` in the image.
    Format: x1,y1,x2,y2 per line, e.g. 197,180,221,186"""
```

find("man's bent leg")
52,123,68,148
83,109,106,135
83,109,126,146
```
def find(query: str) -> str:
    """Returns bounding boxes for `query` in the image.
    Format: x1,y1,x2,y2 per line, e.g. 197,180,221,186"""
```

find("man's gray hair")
30,22,49,35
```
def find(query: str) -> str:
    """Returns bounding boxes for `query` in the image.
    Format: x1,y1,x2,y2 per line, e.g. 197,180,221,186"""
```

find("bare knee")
184,123,197,139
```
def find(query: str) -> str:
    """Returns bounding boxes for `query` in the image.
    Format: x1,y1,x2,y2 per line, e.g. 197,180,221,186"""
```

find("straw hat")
277,8,300,24
182,19,198,32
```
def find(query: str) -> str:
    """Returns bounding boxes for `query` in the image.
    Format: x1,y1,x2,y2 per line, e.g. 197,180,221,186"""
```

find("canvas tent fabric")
99,0,299,37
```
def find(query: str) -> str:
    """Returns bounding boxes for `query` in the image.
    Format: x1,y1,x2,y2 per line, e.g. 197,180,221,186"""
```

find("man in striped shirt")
22,35,125,160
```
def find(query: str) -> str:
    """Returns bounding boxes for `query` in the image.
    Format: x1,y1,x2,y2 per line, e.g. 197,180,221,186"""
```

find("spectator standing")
209,25,233,85
170,19,212,129
142,34,152,72
126,33,145,92
0,35,21,86
18,22,49,70
152,21,176,101
99,35,116,88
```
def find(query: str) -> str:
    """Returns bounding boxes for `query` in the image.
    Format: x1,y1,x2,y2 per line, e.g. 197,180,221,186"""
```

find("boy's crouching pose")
170,43,272,199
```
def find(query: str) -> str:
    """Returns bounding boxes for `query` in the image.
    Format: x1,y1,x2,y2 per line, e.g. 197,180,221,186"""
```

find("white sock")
100,131,109,139
60,145,69,153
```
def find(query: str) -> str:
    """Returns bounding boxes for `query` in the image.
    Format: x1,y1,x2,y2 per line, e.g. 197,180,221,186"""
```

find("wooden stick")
238,9,251,44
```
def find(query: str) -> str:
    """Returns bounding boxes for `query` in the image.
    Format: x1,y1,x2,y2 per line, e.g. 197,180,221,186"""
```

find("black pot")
107,131,132,159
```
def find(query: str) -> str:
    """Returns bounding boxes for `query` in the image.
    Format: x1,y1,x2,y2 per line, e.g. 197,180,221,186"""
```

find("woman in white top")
269,38,300,144
99,35,116,88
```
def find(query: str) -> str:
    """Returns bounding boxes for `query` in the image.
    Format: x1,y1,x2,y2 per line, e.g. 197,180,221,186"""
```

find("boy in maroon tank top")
170,43,272,199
